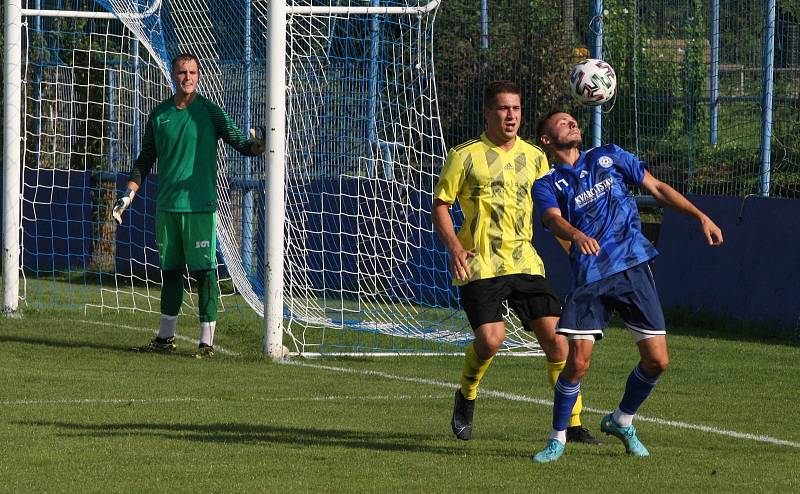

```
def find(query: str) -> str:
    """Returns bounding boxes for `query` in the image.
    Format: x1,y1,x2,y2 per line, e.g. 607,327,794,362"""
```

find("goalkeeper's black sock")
158,270,183,338
192,269,219,346
193,269,219,322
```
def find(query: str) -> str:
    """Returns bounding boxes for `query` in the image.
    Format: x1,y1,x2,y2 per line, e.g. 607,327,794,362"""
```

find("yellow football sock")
459,342,494,400
547,359,583,428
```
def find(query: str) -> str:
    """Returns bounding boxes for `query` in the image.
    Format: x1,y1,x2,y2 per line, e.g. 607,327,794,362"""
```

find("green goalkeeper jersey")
131,94,255,212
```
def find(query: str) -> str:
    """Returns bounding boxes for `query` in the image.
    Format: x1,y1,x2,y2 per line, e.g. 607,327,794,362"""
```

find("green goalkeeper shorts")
156,210,217,271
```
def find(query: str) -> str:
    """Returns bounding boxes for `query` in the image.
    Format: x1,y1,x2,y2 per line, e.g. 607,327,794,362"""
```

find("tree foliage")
433,0,577,146
430,0,800,197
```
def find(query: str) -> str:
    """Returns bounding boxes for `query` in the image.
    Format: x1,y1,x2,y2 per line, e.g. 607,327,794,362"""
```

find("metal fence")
433,0,800,198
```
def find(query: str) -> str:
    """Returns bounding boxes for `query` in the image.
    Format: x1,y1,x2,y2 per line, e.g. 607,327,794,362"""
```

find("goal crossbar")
20,1,440,18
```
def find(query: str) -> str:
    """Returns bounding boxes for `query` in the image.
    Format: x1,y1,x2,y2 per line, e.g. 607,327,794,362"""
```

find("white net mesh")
18,0,544,356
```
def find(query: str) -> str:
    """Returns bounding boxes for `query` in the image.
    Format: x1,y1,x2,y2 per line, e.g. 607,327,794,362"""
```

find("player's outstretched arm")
640,171,723,246
207,99,265,157
541,208,601,256
431,199,474,281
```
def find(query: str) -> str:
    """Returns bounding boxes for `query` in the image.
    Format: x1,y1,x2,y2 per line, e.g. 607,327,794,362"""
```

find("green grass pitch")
1,307,798,493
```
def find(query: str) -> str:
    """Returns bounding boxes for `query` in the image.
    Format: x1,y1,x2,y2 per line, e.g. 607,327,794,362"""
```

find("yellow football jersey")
434,133,549,285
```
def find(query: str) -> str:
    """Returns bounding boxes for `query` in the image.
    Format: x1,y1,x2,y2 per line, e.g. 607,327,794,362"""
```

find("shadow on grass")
20,420,520,458
0,334,198,357
0,334,134,353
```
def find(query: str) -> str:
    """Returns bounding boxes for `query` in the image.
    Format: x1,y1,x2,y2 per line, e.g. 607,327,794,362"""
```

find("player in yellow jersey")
432,81,598,444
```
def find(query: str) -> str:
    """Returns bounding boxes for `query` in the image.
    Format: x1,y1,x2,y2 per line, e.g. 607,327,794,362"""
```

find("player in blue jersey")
530,111,723,463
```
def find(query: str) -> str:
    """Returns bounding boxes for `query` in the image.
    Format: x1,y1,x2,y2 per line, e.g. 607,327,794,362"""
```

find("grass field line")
78,319,240,356
287,360,800,450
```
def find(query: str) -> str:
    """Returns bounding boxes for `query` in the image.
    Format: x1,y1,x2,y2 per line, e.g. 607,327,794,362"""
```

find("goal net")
12,0,544,356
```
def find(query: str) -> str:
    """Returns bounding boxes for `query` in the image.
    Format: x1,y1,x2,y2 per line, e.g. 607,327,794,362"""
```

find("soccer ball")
569,59,617,106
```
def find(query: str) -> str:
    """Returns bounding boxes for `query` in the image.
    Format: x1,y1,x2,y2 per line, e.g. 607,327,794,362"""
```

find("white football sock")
549,429,567,445
158,315,178,339
200,321,216,347
613,409,634,427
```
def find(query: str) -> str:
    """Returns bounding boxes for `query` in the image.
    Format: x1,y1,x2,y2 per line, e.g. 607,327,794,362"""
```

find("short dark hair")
171,53,201,72
535,109,568,140
483,80,521,109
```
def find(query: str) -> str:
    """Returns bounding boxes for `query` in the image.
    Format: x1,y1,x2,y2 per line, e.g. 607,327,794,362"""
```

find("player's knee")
642,355,669,376
539,337,567,362
474,336,503,359
566,357,591,380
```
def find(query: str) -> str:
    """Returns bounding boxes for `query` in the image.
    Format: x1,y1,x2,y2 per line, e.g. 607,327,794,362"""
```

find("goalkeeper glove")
249,128,265,156
112,188,136,225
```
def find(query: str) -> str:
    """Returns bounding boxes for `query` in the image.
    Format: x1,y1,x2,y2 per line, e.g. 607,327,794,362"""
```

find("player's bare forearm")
641,171,724,245
642,171,702,218
542,208,601,256
431,200,462,253
432,199,474,280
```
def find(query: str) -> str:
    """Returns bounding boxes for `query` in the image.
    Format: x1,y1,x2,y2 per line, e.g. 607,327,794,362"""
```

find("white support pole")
3,0,23,314
263,0,287,358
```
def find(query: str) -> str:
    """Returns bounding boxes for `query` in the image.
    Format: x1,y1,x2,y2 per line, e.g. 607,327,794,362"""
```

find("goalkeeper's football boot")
533,439,566,463
566,425,602,445
600,414,650,456
131,336,176,353
193,343,215,359
451,389,475,440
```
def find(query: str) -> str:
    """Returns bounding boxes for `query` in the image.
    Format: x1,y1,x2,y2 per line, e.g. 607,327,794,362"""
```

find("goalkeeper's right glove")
112,188,136,225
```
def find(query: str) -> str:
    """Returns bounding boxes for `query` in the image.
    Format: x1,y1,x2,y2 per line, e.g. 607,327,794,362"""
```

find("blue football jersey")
533,144,659,286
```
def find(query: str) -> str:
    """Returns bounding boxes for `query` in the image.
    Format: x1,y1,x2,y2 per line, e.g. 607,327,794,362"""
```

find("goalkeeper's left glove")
112,188,136,225
249,128,265,156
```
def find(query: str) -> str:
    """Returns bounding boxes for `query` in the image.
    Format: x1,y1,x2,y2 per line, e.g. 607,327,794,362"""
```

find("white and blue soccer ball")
569,58,617,106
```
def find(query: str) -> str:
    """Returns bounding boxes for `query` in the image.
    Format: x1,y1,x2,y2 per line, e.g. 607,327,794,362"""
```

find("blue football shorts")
557,261,666,341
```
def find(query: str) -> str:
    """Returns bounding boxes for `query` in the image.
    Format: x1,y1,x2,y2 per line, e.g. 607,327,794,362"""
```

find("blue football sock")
553,376,581,432
618,364,660,415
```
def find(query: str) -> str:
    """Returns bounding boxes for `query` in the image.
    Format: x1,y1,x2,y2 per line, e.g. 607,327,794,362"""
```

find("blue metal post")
132,40,140,162
109,70,116,169
590,0,603,148
480,0,489,67
709,0,720,146
759,0,776,196
366,0,380,178
242,0,255,276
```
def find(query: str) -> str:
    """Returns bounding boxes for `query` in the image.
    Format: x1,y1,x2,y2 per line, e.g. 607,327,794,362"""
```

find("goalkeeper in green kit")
113,53,265,357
